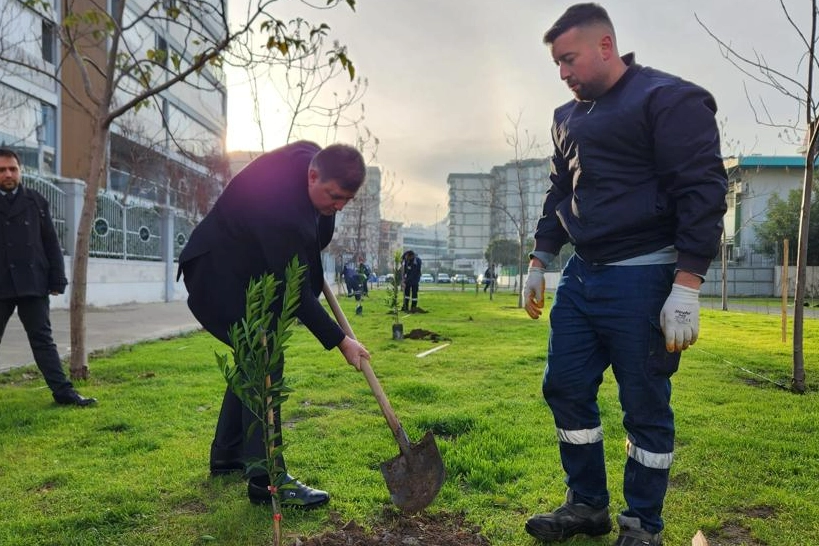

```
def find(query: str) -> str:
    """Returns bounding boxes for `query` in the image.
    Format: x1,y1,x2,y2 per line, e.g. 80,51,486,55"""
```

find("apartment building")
0,0,60,172
447,173,493,272
447,159,549,275
0,0,227,214
331,165,382,269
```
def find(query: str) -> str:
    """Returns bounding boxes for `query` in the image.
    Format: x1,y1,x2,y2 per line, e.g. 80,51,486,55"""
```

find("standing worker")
178,141,370,508
483,264,496,293
400,250,422,313
522,4,727,545
0,149,96,407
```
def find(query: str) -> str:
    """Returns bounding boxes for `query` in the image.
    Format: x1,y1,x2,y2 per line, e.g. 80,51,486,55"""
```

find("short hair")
543,3,615,45
0,148,21,164
310,143,367,192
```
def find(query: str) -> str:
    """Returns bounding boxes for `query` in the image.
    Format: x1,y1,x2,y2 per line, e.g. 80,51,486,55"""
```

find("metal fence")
173,211,196,260
21,173,68,252
90,193,162,260
22,172,199,261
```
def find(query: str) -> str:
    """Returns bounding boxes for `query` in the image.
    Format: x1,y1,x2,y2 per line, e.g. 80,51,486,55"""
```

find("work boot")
247,474,329,509
613,515,662,546
525,491,612,542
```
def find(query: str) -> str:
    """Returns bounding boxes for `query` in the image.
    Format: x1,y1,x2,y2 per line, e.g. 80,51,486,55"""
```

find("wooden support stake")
782,238,789,343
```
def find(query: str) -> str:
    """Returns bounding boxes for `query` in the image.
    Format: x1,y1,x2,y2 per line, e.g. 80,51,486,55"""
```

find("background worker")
400,249,422,312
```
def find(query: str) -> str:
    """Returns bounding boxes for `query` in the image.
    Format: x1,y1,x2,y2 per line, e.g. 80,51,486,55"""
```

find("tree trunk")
69,122,108,379
517,232,525,308
791,122,816,393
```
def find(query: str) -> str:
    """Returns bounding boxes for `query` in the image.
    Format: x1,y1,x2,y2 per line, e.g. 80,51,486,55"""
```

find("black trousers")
211,364,284,478
0,296,73,397
403,282,419,308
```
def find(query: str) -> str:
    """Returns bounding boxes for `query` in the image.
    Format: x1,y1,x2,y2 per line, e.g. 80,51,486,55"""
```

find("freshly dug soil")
405,329,450,342
295,510,490,546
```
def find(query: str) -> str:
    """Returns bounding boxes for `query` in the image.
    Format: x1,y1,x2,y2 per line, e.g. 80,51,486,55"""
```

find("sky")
225,0,812,225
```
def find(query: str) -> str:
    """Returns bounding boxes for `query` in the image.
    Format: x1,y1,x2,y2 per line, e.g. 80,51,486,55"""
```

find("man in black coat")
178,141,370,508
0,149,95,406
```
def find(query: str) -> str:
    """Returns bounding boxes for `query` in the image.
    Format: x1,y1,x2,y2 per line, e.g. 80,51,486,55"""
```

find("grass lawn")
1,287,818,545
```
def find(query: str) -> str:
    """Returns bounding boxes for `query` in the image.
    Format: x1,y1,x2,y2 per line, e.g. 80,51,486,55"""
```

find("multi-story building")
723,155,808,264
0,0,60,172
447,173,493,274
0,0,228,215
447,160,549,276
489,158,549,243
330,165,382,269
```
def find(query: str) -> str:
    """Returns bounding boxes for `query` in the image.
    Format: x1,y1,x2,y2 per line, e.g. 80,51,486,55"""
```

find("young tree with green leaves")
215,258,305,546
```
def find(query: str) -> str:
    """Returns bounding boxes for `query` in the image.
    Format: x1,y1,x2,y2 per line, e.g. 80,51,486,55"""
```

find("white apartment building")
0,0,59,172
331,165,382,269
723,155,808,264
0,0,227,214
447,173,493,274
447,159,549,276
489,158,550,243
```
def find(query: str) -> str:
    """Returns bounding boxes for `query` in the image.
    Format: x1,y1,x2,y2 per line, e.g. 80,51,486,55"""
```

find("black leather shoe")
54,390,97,407
525,491,612,541
210,459,244,476
248,474,329,509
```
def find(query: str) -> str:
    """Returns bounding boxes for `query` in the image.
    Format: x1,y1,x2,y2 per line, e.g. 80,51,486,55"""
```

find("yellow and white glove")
659,283,700,352
523,266,547,319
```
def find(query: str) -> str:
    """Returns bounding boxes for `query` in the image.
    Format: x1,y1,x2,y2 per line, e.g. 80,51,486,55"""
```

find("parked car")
453,274,467,283
420,273,434,283
437,273,451,283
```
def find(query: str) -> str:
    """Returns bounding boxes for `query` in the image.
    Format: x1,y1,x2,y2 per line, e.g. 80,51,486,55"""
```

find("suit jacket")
0,186,67,299
178,141,345,348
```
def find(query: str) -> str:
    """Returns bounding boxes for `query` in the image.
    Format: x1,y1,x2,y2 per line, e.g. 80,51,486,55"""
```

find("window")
156,36,168,67
40,103,56,147
41,20,55,64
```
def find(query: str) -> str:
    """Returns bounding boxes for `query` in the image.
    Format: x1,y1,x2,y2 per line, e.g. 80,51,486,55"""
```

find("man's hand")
523,266,547,319
660,283,700,352
338,336,370,371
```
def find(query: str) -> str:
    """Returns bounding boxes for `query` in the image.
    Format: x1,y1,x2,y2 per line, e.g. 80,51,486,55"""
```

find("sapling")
215,256,306,546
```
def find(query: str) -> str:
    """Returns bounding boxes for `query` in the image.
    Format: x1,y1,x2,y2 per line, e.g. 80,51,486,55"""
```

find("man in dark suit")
0,148,95,406
178,141,370,508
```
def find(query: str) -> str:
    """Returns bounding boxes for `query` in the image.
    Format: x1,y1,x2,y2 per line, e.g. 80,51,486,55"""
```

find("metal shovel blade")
380,430,446,513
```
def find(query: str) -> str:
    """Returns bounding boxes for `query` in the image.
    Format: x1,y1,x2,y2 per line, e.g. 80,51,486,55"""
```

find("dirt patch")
734,505,777,519
704,521,767,546
406,329,450,342
295,511,490,546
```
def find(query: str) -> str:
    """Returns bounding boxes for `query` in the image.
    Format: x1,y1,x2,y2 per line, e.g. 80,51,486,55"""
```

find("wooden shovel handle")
322,282,411,451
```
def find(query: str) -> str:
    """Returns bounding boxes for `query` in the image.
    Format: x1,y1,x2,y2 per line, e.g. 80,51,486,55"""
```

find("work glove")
659,283,700,352
523,266,547,319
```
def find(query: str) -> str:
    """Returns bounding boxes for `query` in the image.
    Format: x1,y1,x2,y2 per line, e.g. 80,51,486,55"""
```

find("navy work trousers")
543,254,680,533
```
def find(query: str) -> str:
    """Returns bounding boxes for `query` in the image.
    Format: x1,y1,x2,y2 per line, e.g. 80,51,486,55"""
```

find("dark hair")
310,144,367,192
0,148,21,164
543,3,614,45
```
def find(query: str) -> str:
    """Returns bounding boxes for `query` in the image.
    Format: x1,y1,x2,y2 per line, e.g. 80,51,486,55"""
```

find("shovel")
322,283,445,513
